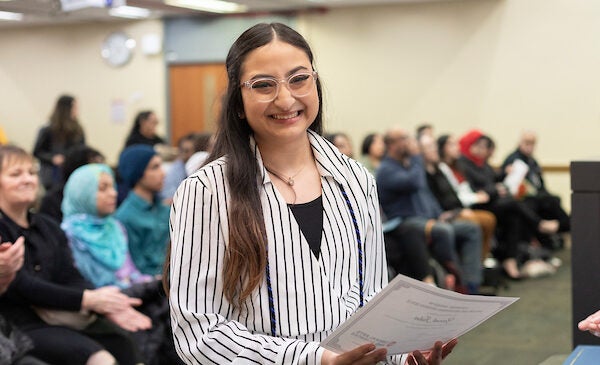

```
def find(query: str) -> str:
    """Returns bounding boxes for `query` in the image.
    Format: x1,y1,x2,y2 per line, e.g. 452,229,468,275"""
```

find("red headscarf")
459,129,485,167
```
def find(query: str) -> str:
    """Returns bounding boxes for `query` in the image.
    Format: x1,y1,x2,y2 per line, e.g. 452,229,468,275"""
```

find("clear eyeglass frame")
240,71,319,102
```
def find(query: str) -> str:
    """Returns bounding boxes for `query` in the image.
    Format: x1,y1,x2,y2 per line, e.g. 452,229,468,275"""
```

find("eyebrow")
248,66,310,80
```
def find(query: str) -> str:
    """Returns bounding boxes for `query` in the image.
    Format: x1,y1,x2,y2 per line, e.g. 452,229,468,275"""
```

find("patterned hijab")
61,164,127,273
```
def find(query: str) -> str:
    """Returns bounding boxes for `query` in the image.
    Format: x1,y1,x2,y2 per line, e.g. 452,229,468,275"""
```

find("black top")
33,126,86,189
456,156,501,201
289,196,323,259
37,183,64,223
124,131,165,148
501,149,546,192
0,210,92,329
32,126,86,166
426,167,464,211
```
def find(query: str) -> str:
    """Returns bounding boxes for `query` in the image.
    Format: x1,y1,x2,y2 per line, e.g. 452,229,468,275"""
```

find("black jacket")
501,149,546,192
32,126,85,189
457,156,501,201
124,131,165,149
426,167,464,211
0,210,92,329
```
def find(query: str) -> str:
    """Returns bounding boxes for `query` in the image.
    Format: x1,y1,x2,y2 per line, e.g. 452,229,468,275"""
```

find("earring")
237,111,245,119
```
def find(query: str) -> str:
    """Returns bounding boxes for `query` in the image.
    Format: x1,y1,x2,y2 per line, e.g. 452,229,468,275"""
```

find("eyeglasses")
240,71,318,102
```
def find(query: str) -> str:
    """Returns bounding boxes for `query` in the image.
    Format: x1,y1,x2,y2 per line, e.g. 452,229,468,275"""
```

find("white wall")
0,19,165,164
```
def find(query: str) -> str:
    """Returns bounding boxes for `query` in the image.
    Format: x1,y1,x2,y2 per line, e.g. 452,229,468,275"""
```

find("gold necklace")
264,164,306,187
264,164,307,205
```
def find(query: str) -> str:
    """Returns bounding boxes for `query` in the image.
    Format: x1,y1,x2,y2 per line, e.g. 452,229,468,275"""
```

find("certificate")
321,274,518,355
503,158,529,196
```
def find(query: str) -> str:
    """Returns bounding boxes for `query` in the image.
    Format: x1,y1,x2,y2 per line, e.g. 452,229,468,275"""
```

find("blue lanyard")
265,182,364,337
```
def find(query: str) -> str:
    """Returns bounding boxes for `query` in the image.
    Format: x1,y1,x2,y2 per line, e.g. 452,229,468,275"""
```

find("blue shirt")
160,159,187,200
115,192,170,275
376,155,442,220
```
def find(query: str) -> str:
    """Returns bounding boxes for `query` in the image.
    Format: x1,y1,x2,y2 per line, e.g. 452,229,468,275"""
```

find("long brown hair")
49,95,84,145
128,110,154,137
203,23,323,307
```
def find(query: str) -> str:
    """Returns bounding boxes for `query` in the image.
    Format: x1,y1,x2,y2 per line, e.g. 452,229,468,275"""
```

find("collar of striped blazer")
250,130,349,189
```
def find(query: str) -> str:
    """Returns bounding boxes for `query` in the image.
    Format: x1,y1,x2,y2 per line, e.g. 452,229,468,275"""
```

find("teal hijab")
61,164,127,282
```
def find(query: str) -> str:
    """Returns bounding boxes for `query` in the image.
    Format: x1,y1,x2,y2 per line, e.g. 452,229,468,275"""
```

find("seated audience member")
501,130,570,248
416,123,434,141
325,132,354,158
424,134,496,260
183,132,214,176
116,145,170,276
1,236,49,365
360,133,386,174
123,110,165,149
382,212,438,286
457,129,558,279
38,145,104,222
376,134,443,287
377,127,483,294
62,164,154,289
437,135,491,208
62,163,183,365
0,144,149,365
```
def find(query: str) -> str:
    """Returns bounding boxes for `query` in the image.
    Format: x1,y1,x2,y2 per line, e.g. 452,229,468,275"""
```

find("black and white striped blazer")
169,130,408,364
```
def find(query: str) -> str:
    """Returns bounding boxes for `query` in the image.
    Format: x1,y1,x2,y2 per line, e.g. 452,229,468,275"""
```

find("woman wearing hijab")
62,163,183,365
61,164,154,289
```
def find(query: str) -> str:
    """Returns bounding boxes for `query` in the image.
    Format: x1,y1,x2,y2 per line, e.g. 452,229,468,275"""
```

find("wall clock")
101,31,135,67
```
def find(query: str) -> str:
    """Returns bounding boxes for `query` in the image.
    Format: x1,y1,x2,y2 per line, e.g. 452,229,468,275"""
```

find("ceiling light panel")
165,0,247,13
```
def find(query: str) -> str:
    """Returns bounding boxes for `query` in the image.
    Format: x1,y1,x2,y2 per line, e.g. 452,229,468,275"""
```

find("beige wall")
0,19,165,165
301,0,600,163
4,0,598,209
299,0,600,211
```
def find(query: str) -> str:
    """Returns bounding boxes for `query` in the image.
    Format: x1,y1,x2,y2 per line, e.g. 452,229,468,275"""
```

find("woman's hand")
578,310,600,337
52,154,65,166
0,236,25,276
495,183,508,197
407,339,458,365
105,306,152,332
0,236,25,293
475,191,490,204
82,286,142,314
458,209,475,220
322,343,387,365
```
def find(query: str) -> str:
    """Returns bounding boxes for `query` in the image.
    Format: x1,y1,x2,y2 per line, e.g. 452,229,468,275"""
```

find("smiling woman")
0,148,38,213
167,22,456,365
0,145,147,365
